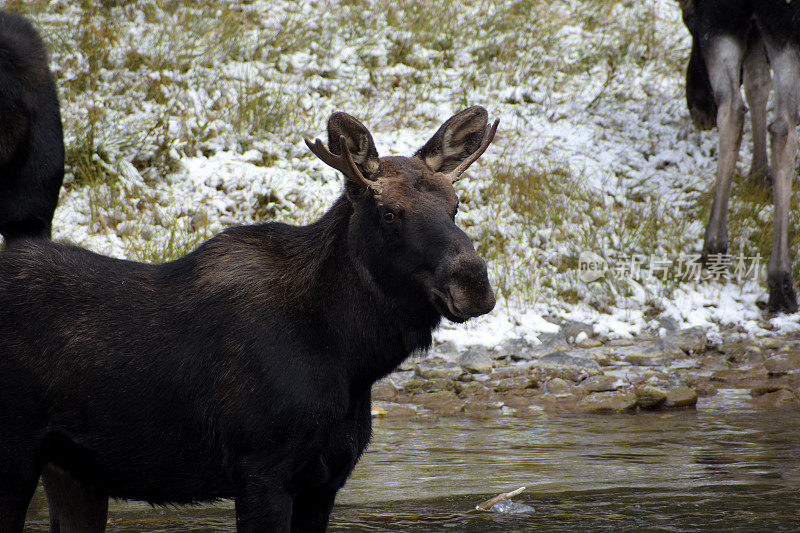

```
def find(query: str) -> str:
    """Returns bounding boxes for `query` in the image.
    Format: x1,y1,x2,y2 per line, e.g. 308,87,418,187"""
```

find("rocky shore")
372,320,800,419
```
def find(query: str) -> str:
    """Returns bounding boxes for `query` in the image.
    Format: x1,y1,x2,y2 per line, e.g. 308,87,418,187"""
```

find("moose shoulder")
0,107,497,532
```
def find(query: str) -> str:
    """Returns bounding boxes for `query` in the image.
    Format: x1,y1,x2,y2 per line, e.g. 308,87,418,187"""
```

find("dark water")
24,390,800,531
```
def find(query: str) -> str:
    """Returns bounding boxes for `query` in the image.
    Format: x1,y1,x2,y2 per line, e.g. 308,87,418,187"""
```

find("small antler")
446,118,500,183
304,135,374,189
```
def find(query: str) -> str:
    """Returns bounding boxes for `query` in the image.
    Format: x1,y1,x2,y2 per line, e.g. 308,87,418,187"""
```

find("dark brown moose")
0,11,64,242
0,107,497,532
680,0,800,312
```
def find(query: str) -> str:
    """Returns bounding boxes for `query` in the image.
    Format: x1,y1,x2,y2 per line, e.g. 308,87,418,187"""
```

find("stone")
380,404,418,418
494,376,533,393
459,346,493,374
657,316,680,333
576,337,603,349
544,377,572,395
750,388,799,408
634,384,668,408
764,352,800,375
607,338,636,347
408,391,466,415
665,327,707,354
492,363,534,379
502,395,531,409
531,351,602,382
760,337,784,350
535,331,570,353
401,377,454,394
372,380,398,401
622,340,683,366
577,390,638,413
561,320,594,343
581,374,622,393
454,381,497,401
498,338,536,361
414,363,464,380
663,385,698,408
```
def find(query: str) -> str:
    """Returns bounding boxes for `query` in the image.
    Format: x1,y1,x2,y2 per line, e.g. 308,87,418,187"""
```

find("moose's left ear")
414,106,490,173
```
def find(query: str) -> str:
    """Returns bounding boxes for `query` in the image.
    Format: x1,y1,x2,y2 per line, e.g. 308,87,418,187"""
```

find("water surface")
24,390,800,531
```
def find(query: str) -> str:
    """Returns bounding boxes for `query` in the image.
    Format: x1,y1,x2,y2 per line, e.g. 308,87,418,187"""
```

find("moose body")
681,0,800,311
0,11,64,242
0,108,497,532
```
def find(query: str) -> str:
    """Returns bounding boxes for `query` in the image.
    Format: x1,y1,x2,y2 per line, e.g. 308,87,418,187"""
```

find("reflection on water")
24,390,800,532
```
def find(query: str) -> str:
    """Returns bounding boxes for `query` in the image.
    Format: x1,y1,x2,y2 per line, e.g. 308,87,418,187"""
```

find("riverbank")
373,321,800,419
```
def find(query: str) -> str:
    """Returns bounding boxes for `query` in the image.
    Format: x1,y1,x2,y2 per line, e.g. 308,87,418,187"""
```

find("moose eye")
382,210,396,223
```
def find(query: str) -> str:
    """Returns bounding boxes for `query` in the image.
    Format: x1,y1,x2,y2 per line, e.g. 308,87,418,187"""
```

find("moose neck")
303,195,440,391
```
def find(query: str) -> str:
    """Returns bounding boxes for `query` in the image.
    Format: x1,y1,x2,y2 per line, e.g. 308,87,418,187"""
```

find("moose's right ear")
327,112,380,180
414,106,489,174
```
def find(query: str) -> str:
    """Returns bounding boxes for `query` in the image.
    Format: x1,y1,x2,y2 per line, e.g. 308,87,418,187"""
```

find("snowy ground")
16,0,800,347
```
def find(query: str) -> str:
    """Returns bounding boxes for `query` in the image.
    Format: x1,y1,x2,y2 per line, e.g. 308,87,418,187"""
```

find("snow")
18,0,800,349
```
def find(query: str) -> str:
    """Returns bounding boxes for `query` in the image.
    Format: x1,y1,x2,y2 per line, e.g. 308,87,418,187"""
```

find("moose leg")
234,458,292,533
291,484,340,533
743,27,772,184
0,455,40,533
42,463,108,533
764,44,800,312
703,36,747,259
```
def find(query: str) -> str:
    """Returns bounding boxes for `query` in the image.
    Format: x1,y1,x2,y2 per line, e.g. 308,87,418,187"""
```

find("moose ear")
327,112,380,180
414,106,490,173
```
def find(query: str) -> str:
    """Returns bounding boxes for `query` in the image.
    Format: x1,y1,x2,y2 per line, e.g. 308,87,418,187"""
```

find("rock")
634,384,667,408
750,388,799,408
531,351,602,382
433,340,458,356
502,395,531,409
544,377,572,395
401,377,455,394
664,385,698,408
665,327,707,354
561,321,594,343
622,340,683,366
535,331,570,353
492,363,534,379
454,381,498,401
577,390,637,413
711,368,769,387
414,363,464,380
657,316,680,333
760,337,784,350
764,352,800,375
581,374,622,392
750,382,789,396
409,391,466,415
494,376,533,393
720,342,763,363
376,403,418,418
576,337,603,349
372,380,398,401
459,346,493,374
607,338,636,347
498,338,536,361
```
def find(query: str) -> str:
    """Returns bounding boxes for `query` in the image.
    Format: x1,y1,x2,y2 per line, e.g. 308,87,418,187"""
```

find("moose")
680,0,800,312
0,107,498,532
0,11,64,243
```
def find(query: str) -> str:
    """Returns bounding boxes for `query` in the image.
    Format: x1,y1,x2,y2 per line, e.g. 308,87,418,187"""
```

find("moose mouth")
431,287,470,323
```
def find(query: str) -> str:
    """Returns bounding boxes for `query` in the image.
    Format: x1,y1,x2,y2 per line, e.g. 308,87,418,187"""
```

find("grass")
10,0,788,322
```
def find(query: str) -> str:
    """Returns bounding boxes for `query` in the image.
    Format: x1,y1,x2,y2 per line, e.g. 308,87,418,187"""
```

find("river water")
24,389,800,531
